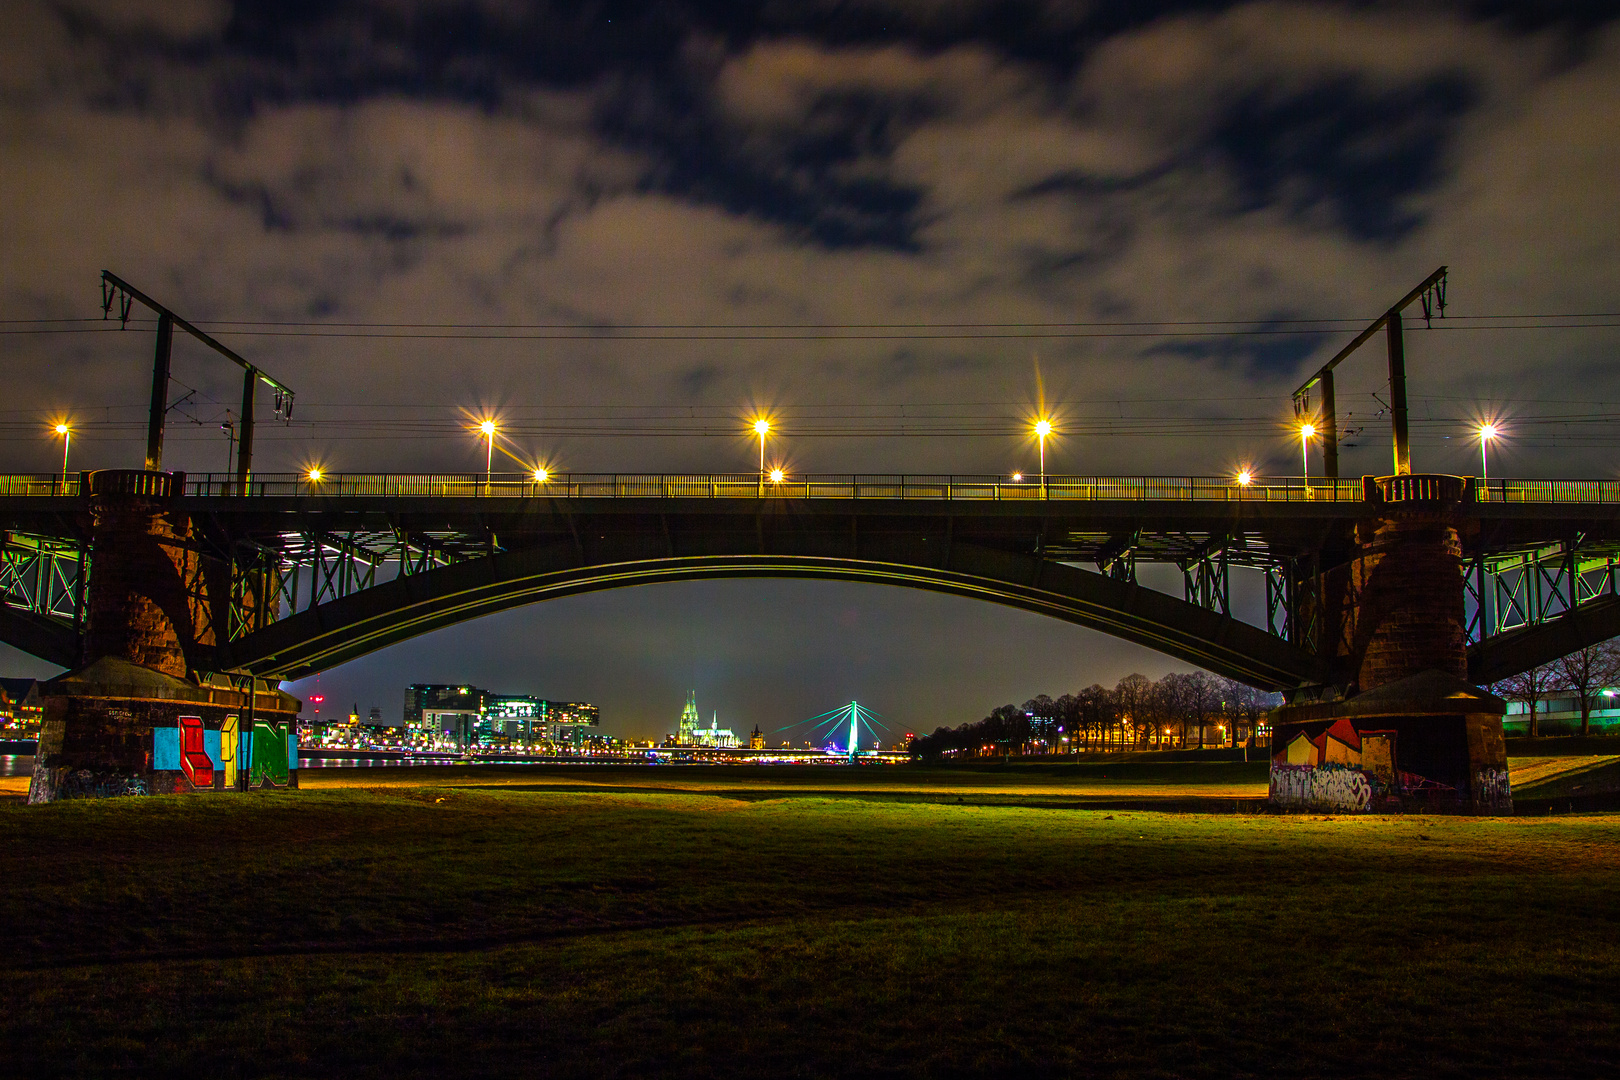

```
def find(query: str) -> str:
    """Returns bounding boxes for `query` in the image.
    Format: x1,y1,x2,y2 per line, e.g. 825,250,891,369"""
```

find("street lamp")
52,422,71,494
753,419,771,474
478,419,497,493
1299,422,1316,494
306,466,323,482
1034,418,1052,495
752,418,772,494
1236,468,1253,487
769,468,784,484
1478,423,1498,481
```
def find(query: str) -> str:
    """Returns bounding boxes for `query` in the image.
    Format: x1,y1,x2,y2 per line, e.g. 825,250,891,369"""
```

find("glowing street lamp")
1299,422,1317,493
1478,423,1498,480
533,466,549,483
477,419,497,493
751,417,773,494
306,466,323,482
52,422,71,493
1236,468,1253,487
753,419,771,475
1033,418,1054,496
769,468,784,484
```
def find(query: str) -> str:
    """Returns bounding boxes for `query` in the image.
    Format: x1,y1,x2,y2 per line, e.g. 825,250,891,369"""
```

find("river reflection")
298,756,460,768
0,753,472,776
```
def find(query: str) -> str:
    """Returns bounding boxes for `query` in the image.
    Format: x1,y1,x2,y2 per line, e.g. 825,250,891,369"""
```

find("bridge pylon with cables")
796,701,887,763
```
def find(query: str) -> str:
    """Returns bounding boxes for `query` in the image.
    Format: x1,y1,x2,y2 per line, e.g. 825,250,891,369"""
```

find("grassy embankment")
2,763,1618,1077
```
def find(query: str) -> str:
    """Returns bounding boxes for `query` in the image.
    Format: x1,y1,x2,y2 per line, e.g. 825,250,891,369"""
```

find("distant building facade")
404,684,600,749
0,678,42,739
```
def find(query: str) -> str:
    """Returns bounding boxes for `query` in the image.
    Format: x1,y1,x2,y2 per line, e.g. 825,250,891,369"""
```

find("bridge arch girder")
220,539,1328,691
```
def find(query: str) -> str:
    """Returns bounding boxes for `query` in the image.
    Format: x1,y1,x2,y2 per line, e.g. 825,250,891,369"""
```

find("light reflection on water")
298,756,460,769
0,753,465,776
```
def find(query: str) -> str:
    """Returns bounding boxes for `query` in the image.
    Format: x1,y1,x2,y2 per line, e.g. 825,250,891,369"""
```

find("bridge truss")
4,472,1620,690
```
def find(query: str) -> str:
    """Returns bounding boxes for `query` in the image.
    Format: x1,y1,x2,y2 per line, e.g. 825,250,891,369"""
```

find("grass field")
3,764,1619,1077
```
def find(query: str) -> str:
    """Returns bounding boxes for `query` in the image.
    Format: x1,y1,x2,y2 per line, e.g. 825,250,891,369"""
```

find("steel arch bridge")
5,470,1620,691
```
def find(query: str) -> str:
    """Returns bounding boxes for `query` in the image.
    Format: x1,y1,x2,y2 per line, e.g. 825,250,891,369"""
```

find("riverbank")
3,773,1616,1077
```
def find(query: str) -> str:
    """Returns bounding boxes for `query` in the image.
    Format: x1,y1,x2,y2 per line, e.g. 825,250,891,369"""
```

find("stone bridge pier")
28,470,300,803
1270,475,1511,814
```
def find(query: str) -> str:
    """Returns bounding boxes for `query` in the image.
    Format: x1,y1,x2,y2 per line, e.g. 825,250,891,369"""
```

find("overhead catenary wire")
3,311,1618,326
5,322,1619,339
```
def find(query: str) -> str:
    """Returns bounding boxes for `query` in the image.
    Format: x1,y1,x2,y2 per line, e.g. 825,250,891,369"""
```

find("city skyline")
3,1,1617,741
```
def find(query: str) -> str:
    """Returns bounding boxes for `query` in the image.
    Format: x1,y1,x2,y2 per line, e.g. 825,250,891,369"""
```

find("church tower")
678,691,699,746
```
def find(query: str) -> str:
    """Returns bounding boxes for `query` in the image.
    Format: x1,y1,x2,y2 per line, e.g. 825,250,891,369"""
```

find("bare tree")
1555,639,1620,735
1114,673,1152,748
1493,662,1563,738
1053,693,1080,754
1183,672,1223,747
1154,673,1193,747
1215,677,1275,748
1075,684,1113,749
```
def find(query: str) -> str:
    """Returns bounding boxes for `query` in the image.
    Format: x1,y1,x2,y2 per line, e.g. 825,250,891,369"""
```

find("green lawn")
3,767,1618,1077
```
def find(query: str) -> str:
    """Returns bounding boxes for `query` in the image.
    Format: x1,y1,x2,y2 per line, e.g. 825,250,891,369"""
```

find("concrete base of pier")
1268,670,1511,814
28,657,300,803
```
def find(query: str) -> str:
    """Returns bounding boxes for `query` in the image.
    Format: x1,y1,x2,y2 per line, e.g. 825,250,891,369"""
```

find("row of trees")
909,636,1620,758
910,672,1283,758
1491,639,1620,737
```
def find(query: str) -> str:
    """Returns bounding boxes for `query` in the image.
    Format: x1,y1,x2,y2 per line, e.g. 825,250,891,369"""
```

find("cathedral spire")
677,690,699,746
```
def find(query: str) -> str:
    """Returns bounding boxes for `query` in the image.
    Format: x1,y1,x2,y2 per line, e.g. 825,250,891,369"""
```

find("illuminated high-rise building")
405,684,598,749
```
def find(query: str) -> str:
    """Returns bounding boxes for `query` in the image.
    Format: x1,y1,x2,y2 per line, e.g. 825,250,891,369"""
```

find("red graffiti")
179,715,214,789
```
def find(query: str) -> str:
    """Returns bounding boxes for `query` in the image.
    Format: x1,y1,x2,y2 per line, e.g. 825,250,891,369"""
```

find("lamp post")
1299,423,1316,496
53,423,70,494
753,418,770,495
1034,418,1052,496
1479,423,1497,481
479,419,496,494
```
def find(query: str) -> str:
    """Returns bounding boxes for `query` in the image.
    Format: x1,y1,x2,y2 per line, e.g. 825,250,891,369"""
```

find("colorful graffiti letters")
248,719,291,787
221,714,238,788
178,715,214,788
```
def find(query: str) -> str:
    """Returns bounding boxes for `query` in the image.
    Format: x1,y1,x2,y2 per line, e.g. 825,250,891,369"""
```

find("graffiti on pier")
1269,708,1510,813
1270,762,1373,811
152,714,296,791
1475,767,1512,811
178,715,215,789
221,714,238,788
58,770,148,798
247,719,292,788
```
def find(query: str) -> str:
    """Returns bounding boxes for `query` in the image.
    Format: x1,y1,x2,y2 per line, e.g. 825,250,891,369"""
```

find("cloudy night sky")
2,1,1617,741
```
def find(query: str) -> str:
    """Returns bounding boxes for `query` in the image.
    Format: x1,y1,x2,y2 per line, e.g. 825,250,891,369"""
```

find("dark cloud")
1210,74,1476,241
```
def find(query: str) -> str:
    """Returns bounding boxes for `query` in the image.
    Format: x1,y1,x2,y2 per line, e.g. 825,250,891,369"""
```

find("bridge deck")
5,473,1620,686
7,471,1620,504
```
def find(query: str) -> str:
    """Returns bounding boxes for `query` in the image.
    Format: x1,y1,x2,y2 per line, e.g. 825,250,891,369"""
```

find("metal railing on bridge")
5,472,1620,504
182,472,1373,502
